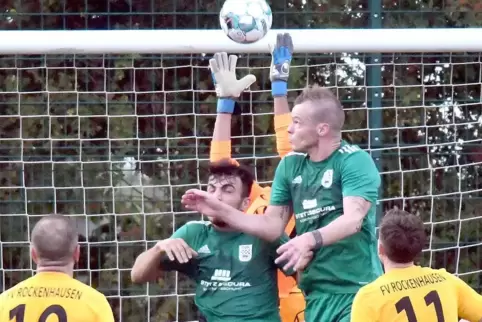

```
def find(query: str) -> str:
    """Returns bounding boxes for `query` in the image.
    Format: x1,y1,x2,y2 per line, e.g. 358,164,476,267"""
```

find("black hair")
208,159,254,197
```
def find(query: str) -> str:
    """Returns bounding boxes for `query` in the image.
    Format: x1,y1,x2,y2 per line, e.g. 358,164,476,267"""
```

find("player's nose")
287,123,294,134
213,190,223,201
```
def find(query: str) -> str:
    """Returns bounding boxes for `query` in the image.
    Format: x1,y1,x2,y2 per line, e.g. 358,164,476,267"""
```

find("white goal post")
1,28,482,322
1,28,482,53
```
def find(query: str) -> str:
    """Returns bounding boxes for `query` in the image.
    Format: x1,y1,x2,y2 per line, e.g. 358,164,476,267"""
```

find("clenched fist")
156,238,197,264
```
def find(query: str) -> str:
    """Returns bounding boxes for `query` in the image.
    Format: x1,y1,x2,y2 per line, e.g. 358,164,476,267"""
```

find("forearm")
210,113,232,162
274,111,292,158
272,76,292,158
221,203,285,242
274,96,290,115
315,213,364,246
131,246,162,283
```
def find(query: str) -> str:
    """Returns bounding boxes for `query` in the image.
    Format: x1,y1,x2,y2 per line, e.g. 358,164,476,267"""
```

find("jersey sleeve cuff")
272,81,288,97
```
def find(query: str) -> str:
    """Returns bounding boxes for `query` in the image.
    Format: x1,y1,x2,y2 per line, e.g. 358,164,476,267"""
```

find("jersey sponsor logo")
295,205,336,223
200,269,252,291
211,269,231,282
197,245,211,254
302,199,317,210
238,244,252,262
292,176,302,184
321,169,333,188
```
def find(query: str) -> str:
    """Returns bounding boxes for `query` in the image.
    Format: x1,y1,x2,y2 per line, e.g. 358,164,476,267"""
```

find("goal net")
1,30,482,322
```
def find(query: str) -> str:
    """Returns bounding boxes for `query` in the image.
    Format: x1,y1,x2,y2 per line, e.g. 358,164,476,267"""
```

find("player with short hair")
182,79,383,320
131,159,302,322
351,209,482,322
209,33,305,322
0,214,115,322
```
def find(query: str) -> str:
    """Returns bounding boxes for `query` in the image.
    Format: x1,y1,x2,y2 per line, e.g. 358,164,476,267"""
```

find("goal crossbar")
1,28,482,54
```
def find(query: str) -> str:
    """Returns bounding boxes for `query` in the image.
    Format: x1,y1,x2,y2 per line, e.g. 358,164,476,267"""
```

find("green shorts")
304,292,355,322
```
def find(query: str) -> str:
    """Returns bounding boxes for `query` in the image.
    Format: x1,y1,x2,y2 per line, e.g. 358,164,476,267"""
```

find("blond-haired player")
0,214,114,322
351,209,482,322
209,33,305,322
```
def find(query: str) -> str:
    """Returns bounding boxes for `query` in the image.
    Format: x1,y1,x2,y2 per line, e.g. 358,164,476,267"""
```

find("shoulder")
179,220,212,232
72,278,108,299
359,274,386,295
353,280,380,308
2,277,32,295
336,143,379,175
0,280,25,301
282,151,307,163
173,220,212,241
277,152,307,175
336,143,374,164
426,267,455,282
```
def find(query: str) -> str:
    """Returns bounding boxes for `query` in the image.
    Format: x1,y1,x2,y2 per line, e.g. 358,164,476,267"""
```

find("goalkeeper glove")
209,52,256,114
270,33,294,97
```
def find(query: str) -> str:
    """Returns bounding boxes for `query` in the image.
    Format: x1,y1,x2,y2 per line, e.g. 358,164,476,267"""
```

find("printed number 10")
395,290,445,322
10,304,67,322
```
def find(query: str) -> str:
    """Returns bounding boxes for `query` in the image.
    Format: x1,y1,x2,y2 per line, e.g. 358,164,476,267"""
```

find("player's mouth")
211,219,234,231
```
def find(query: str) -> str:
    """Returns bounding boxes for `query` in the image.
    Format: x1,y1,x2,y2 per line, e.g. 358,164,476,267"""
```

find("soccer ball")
220,0,273,44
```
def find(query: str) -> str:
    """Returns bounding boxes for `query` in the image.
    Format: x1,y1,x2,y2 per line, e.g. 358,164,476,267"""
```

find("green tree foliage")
1,0,482,321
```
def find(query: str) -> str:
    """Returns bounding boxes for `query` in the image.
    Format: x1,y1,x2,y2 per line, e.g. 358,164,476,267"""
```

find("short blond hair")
294,85,345,132
31,214,78,265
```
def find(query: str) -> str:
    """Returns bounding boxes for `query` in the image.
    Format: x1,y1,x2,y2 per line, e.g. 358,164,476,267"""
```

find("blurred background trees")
1,0,482,321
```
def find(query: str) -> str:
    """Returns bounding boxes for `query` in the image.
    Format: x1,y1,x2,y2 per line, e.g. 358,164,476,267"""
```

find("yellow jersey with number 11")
351,265,482,322
0,272,114,322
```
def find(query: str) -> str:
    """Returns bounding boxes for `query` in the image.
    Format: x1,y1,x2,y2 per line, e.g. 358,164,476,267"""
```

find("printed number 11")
395,290,445,322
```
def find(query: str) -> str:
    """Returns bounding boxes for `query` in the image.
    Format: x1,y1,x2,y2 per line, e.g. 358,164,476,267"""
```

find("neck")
37,265,74,277
308,138,341,162
383,260,414,272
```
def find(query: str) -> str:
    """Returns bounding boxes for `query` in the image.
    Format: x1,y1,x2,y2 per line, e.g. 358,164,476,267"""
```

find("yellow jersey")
0,272,114,322
351,265,482,322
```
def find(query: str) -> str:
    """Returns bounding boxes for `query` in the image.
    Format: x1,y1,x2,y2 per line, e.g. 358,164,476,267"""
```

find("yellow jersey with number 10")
0,272,114,322
351,265,482,322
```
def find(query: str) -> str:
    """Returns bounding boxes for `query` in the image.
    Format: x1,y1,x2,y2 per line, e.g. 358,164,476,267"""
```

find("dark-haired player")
131,160,305,322
0,215,114,322
351,209,482,322
208,35,306,321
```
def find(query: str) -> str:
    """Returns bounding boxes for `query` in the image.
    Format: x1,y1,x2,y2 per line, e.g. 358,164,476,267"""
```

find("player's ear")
31,247,39,264
316,123,329,137
377,239,385,258
73,245,80,263
240,197,250,212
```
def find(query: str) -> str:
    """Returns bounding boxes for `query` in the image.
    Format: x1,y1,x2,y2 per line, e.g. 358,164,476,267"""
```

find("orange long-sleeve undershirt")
210,113,292,214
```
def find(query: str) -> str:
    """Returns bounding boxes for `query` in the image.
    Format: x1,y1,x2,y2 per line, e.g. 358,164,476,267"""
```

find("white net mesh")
0,52,481,321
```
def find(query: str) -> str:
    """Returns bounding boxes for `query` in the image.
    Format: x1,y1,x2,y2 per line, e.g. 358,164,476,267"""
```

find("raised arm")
209,52,267,201
209,52,256,163
270,33,294,159
210,114,234,162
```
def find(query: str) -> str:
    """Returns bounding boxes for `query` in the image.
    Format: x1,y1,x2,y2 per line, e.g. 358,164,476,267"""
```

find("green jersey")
162,221,288,322
270,141,383,295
